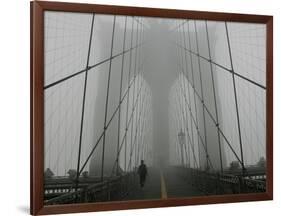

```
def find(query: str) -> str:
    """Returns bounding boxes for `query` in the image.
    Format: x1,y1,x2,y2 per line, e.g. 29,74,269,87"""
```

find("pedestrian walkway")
124,167,161,200
163,167,204,198
124,166,204,201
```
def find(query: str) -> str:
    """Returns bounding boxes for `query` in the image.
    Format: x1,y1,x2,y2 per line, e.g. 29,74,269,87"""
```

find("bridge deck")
124,167,204,200
44,166,266,204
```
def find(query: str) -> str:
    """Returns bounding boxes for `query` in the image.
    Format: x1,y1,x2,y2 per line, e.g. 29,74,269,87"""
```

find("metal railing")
44,172,138,205
186,168,266,195
171,166,265,195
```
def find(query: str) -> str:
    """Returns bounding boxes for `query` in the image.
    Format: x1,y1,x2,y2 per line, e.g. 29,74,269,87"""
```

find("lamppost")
178,130,185,167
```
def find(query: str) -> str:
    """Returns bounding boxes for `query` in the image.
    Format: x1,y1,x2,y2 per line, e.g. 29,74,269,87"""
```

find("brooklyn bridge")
43,12,266,204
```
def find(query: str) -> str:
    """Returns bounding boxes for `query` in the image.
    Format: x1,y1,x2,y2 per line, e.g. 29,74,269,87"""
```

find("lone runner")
137,160,148,187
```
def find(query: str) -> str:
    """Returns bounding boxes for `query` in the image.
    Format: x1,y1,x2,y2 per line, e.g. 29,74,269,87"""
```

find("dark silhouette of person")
137,160,147,187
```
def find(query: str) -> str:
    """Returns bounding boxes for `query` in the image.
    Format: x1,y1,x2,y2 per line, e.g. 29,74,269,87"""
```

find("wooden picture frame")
31,1,273,215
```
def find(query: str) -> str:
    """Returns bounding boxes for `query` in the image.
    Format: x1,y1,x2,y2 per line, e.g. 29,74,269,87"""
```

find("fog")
44,12,266,177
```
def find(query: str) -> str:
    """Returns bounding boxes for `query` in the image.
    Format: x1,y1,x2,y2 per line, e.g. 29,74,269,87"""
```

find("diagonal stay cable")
194,21,210,170
225,22,245,175
205,20,224,173
174,89,199,169
44,42,145,90
176,80,214,170
100,16,117,181
75,13,95,193
109,87,148,178
174,42,266,90
78,69,146,176
116,16,128,175
123,17,136,172
177,64,244,166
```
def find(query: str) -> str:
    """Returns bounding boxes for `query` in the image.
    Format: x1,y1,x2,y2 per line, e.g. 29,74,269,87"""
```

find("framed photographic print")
30,1,273,215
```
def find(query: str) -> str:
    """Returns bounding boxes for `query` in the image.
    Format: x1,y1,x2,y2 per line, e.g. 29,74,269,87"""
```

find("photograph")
42,11,267,206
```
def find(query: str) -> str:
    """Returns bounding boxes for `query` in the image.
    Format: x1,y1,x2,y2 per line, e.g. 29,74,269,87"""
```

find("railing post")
82,186,88,203
215,172,220,194
107,180,111,201
238,176,245,193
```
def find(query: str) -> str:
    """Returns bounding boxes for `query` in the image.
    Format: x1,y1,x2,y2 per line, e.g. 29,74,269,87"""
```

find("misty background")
43,12,266,177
